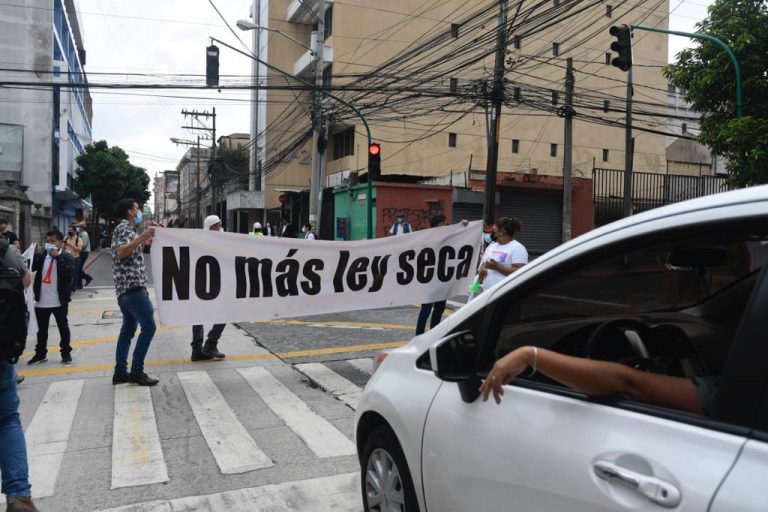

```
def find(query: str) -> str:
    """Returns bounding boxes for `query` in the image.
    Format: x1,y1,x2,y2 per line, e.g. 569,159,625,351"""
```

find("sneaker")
16,374,25,385
84,275,93,286
61,354,73,364
26,354,47,365
6,496,38,512
128,373,159,386
112,373,129,385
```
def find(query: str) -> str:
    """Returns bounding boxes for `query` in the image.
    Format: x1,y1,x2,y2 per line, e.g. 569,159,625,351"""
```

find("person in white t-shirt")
478,217,528,291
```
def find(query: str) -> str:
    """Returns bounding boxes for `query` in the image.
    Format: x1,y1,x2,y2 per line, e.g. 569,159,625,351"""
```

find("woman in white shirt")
478,217,528,290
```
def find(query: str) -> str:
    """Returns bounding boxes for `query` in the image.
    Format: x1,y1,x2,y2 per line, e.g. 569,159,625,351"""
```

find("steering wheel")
585,318,661,372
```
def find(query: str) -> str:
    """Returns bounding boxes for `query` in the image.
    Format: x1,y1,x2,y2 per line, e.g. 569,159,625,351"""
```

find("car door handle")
594,461,681,508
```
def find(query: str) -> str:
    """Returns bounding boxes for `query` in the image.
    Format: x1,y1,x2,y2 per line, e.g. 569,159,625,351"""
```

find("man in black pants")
190,215,226,362
28,229,75,365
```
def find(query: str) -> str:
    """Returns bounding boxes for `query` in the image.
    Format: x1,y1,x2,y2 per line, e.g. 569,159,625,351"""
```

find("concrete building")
245,0,670,242
176,146,210,227
0,0,92,245
153,170,181,226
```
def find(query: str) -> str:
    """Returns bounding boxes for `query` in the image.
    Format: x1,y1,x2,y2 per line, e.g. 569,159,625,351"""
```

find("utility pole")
249,0,261,193
309,0,326,233
623,66,633,218
181,108,217,219
483,0,509,226
562,57,574,242
170,136,204,227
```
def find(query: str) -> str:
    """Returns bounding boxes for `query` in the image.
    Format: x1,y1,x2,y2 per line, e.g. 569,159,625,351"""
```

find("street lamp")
236,20,315,55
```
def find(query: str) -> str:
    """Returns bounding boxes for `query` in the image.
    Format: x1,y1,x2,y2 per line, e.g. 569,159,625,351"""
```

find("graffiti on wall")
381,207,434,234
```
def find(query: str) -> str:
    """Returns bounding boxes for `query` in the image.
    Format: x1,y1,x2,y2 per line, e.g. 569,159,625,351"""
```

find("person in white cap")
190,215,226,361
249,221,264,237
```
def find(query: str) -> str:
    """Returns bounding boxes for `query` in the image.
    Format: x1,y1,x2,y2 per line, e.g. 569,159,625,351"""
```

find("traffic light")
609,24,632,72
368,143,381,179
206,44,220,87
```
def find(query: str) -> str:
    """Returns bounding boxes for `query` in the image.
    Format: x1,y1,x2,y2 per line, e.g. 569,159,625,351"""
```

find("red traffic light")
368,143,381,156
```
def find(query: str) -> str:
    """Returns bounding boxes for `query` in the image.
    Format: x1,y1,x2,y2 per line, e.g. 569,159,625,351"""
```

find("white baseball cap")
203,215,222,230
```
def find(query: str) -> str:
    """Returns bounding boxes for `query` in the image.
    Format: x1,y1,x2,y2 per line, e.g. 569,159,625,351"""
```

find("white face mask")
219,227,225,232
302,227,308,233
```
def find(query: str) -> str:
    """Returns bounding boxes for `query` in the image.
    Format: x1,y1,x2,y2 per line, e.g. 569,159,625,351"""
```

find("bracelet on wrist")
525,346,538,378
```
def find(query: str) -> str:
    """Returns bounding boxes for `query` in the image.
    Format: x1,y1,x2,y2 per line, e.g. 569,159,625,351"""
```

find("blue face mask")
135,212,143,225
44,243,56,253
483,233,493,244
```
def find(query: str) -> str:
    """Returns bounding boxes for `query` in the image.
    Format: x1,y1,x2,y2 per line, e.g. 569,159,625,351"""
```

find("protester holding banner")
190,215,227,362
302,223,316,240
477,217,527,291
111,198,160,387
388,212,412,236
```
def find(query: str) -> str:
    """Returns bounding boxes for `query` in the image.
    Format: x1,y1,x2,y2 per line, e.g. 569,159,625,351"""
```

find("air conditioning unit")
348,171,359,187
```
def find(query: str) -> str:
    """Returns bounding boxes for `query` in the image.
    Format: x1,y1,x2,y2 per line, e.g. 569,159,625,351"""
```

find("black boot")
202,340,225,359
191,341,214,362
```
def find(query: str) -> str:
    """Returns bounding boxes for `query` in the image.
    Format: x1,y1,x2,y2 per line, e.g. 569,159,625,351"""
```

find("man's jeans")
79,251,92,288
34,305,72,357
115,288,156,377
71,257,82,291
0,363,31,499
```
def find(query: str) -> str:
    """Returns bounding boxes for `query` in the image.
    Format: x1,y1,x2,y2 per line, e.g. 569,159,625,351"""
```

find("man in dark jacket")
28,229,75,365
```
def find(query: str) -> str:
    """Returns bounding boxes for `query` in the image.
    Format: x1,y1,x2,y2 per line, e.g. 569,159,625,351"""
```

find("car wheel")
361,424,420,512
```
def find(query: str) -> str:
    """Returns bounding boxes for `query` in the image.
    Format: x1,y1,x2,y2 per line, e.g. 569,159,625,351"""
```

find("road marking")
112,386,169,489
251,319,414,330
26,380,84,498
21,326,178,358
96,472,360,512
18,340,408,378
238,367,356,458
348,358,374,375
296,363,362,410
177,370,273,474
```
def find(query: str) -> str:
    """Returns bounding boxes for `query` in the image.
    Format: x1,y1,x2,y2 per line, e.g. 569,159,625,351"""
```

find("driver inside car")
480,346,715,416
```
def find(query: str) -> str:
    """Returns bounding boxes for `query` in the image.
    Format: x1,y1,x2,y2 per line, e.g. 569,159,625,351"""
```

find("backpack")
0,239,28,363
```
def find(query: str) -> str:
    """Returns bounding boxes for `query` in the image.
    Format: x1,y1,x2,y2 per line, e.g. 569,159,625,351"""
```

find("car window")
487,226,768,423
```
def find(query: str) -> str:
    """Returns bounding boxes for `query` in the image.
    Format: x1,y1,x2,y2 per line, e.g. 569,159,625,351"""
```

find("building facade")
0,0,92,245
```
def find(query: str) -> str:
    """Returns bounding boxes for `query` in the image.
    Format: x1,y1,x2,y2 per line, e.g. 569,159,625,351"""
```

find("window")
451,23,460,38
668,84,677,94
448,133,457,148
550,144,557,157
553,0,560,5
513,36,521,50
313,6,333,39
606,5,613,17
602,148,609,162
322,64,332,89
605,52,612,65
682,123,688,134
332,126,355,160
486,226,768,425
552,42,560,57
551,91,559,105
603,100,610,112
513,87,521,102
512,139,520,154
450,77,458,93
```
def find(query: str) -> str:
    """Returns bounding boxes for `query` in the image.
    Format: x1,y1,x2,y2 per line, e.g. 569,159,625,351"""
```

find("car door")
421,223,765,511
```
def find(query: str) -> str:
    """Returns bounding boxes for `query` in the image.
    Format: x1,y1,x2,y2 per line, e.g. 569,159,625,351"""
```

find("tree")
214,146,249,187
663,0,768,187
74,140,151,227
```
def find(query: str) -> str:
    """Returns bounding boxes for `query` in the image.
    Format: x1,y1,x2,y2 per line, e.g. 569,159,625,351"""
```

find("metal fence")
593,168,730,226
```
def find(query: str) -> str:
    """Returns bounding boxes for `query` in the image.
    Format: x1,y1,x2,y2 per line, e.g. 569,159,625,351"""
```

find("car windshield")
516,233,768,319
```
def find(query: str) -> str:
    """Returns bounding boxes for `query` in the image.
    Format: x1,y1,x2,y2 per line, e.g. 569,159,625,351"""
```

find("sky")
77,0,716,189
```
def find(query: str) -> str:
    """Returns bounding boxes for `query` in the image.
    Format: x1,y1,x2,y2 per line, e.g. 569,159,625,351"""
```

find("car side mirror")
430,330,482,403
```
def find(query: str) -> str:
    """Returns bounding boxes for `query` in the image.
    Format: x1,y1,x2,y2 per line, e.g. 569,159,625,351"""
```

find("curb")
83,248,106,270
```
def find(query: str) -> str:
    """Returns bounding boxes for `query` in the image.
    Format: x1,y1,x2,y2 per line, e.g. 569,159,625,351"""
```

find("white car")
355,185,768,512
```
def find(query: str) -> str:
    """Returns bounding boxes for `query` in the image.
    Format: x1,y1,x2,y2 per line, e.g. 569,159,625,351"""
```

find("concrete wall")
374,183,453,238
333,182,376,240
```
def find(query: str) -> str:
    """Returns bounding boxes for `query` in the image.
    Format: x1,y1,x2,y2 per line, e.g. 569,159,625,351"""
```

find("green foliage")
663,0,768,187
74,140,151,218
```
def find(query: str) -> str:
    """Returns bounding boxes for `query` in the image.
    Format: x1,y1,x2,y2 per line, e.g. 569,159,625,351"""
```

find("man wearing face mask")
28,229,75,365
388,212,412,236
190,215,227,362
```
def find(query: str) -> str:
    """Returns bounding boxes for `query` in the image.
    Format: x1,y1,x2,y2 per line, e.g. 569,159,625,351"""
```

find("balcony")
287,0,333,24
294,31,333,77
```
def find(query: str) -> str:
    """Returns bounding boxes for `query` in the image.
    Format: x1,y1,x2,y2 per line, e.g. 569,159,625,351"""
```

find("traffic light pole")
208,37,374,237
483,0,509,227
623,66,633,218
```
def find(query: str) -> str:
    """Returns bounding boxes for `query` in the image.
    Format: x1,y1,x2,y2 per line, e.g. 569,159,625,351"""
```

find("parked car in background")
355,185,768,511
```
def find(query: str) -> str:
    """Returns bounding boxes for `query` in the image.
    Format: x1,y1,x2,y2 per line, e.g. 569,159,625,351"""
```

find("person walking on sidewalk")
77,225,93,289
111,198,160,387
190,215,227,362
0,236,38,512
27,230,75,365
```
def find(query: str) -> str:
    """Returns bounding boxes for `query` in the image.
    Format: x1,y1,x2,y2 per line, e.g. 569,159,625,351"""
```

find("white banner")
22,244,38,339
151,221,483,326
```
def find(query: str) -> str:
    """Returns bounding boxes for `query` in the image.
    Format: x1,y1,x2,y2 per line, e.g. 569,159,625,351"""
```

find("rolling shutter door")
452,203,483,223
498,191,562,257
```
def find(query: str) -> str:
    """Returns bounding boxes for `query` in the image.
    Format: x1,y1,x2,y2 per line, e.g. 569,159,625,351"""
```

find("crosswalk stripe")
178,371,274,474
26,379,84,498
237,367,356,459
111,386,169,489
95,472,360,512
296,363,362,410
347,358,374,375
